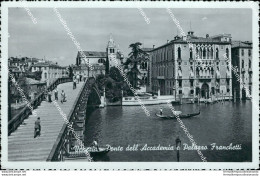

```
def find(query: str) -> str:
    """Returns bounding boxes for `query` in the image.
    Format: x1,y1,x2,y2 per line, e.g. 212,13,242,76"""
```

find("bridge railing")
47,77,95,161
8,77,72,136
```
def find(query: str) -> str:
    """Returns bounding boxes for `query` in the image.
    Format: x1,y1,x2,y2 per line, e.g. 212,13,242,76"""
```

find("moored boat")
155,111,200,119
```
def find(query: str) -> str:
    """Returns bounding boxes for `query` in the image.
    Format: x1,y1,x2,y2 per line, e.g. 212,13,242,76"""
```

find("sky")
9,8,252,66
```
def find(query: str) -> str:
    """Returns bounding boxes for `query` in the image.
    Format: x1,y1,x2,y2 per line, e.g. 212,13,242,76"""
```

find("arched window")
203,48,206,59
211,48,213,59
196,67,200,77
216,48,219,59
207,48,210,59
242,60,244,68
98,58,105,64
190,48,193,59
199,48,202,59
178,47,181,59
249,60,251,68
44,73,47,79
196,48,199,59
226,48,229,58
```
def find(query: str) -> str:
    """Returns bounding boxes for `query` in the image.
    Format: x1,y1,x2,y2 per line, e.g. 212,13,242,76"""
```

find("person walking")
54,88,58,100
76,74,80,84
48,91,52,102
34,117,41,138
61,90,66,103
83,73,87,82
73,78,77,89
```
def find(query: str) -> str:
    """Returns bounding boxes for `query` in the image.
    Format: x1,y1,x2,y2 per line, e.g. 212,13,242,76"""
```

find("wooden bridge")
8,77,101,161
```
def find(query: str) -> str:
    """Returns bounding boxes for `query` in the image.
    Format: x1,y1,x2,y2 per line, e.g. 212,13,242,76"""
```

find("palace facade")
231,41,252,99
150,31,232,99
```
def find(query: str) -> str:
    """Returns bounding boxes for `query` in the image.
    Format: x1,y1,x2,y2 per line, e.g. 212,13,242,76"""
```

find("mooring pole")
176,136,181,162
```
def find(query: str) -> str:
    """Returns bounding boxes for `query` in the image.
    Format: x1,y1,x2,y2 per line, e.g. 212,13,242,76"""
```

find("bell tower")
107,34,118,69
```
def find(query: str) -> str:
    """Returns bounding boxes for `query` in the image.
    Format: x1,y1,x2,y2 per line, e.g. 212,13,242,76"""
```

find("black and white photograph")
1,1,259,170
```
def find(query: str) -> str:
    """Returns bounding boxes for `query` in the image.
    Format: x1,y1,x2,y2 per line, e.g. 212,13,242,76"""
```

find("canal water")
84,101,252,162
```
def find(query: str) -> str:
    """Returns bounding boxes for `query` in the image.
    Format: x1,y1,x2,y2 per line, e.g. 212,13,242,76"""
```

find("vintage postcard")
1,1,259,170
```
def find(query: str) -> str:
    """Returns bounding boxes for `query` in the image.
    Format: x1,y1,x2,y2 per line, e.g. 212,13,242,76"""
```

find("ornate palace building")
231,41,252,100
150,31,232,100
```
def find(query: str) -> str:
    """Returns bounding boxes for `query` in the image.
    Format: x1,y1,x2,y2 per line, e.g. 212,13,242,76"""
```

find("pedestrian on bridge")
54,88,58,101
34,117,41,138
48,91,52,103
73,77,77,89
61,90,66,103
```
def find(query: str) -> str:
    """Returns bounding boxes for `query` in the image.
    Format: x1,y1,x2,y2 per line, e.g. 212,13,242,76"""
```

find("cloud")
202,17,208,21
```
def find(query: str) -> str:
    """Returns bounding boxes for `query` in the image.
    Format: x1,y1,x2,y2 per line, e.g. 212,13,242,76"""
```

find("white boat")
122,95,175,106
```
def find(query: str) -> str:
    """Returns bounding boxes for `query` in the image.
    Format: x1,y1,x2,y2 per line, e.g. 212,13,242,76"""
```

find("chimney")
153,45,155,49
167,40,169,43
206,34,209,38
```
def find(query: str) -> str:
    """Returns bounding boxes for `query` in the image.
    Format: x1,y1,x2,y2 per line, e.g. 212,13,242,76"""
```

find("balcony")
157,76,165,80
177,57,182,62
241,68,245,73
198,75,213,79
189,75,194,79
249,68,252,73
189,58,193,62
177,75,182,79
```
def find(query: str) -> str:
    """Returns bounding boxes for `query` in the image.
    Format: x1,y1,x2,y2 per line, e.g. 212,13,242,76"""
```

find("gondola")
65,146,110,159
155,111,200,119
88,147,110,157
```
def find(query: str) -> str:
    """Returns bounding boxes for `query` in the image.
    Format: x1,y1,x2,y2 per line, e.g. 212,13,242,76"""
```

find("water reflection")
84,101,252,162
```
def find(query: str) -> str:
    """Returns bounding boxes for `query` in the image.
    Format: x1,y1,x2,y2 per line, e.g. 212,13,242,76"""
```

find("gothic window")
242,60,244,68
216,48,219,59
44,73,47,79
207,48,210,59
203,48,206,59
241,49,244,56
199,48,202,59
210,48,213,59
249,60,251,68
226,48,229,58
178,47,181,59
196,48,199,59
190,48,193,59
196,67,200,77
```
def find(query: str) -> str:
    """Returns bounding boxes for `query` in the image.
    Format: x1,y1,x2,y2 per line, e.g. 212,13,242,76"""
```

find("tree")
124,42,149,90
109,66,123,82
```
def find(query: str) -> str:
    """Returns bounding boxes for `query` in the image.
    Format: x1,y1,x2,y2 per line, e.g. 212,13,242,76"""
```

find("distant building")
231,41,252,100
25,78,46,100
8,57,40,72
75,34,124,75
150,31,232,100
31,61,67,86
139,47,153,92
75,51,106,77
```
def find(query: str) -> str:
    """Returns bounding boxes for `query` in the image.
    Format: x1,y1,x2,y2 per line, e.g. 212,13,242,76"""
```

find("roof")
78,51,107,58
26,78,46,85
232,41,252,49
151,33,232,52
33,62,65,69
142,48,153,52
